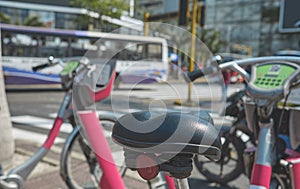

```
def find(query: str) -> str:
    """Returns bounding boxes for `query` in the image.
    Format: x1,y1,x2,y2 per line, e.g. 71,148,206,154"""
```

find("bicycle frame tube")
8,92,72,180
43,93,72,149
286,158,300,189
94,70,116,102
250,121,275,189
77,110,126,189
164,174,176,189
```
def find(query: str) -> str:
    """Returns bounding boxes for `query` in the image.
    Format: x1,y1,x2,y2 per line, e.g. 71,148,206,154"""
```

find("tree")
0,13,10,24
70,0,129,30
197,28,224,54
0,31,14,167
24,16,45,27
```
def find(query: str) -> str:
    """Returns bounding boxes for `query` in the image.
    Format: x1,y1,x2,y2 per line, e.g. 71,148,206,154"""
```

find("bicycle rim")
63,119,126,189
194,135,245,184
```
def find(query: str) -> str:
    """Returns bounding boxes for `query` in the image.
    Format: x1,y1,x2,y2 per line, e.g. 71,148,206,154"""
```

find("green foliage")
197,28,224,54
74,14,90,30
0,13,10,24
24,16,45,27
71,0,129,18
70,0,129,30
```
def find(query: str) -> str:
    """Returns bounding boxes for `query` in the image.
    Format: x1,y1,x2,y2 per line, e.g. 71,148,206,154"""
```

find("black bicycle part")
270,174,288,189
185,66,217,82
194,133,246,184
32,63,50,72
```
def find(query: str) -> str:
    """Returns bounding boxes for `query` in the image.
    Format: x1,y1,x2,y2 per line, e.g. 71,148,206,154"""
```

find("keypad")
254,77,283,88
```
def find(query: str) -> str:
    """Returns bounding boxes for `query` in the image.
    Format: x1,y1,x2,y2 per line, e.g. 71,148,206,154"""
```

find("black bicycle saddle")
112,111,221,161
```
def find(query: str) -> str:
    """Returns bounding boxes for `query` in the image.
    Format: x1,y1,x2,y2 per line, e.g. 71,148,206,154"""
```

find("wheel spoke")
219,163,224,176
229,156,239,162
201,160,214,164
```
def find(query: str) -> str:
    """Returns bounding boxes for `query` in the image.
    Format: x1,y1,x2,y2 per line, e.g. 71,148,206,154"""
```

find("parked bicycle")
0,56,125,189
187,55,300,189
71,66,223,189
0,22,229,189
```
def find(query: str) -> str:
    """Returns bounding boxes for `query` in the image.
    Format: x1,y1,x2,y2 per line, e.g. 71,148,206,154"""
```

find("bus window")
40,36,68,57
2,35,12,56
148,43,162,60
0,24,169,86
138,43,162,60
71,37,97,56
4,33,38,57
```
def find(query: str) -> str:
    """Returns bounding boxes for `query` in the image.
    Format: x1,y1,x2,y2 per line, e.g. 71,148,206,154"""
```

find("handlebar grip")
186,67,217,82
32,63,50,72
186,69,204,82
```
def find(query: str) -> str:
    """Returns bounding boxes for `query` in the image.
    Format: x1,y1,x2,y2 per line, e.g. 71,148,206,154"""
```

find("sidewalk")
4,140,149,189
4,139,248,189
3,140,67,189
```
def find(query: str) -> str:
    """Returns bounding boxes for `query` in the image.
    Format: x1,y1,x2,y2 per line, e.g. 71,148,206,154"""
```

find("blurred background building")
205,0,300,56
0,0,87,29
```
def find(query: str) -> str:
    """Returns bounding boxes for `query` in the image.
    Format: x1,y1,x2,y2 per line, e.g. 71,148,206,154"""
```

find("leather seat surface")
112,111,221,160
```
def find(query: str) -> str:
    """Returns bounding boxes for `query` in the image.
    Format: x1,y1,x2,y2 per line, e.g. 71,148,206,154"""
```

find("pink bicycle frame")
250,122,274,189
78,110,125,189
75,69,179,189
250,121,300,189
7,92,72,184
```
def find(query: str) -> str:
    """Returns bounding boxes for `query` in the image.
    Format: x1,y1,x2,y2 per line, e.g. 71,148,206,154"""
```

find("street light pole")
144,12,150,36
129,0,134,17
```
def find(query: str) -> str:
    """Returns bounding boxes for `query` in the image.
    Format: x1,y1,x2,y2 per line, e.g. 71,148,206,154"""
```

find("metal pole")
174,178,190,189
187,0,198,103
129,0,134,17
144,12,150,36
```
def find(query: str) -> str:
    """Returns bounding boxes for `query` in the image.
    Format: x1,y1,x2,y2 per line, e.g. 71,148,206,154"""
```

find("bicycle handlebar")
32,63,51,72
185,56,300,82
185,67,218,82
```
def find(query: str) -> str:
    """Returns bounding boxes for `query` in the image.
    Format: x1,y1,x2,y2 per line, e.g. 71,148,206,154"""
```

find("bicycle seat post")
175,178,189,189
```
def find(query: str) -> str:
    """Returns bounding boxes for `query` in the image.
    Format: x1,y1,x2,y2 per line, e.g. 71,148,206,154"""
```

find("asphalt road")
6,83,249,189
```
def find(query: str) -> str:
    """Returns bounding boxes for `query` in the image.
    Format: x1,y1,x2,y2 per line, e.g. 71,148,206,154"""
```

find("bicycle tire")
270,176,287,189
194,133,245,184
60,118,126,189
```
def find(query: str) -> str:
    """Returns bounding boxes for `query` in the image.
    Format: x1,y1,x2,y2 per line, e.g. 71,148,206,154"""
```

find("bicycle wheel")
194,133,245,184
60,118,126,189
269,173,288,189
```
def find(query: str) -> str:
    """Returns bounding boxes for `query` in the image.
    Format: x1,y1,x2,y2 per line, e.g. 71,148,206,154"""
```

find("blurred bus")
1,24,168,86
